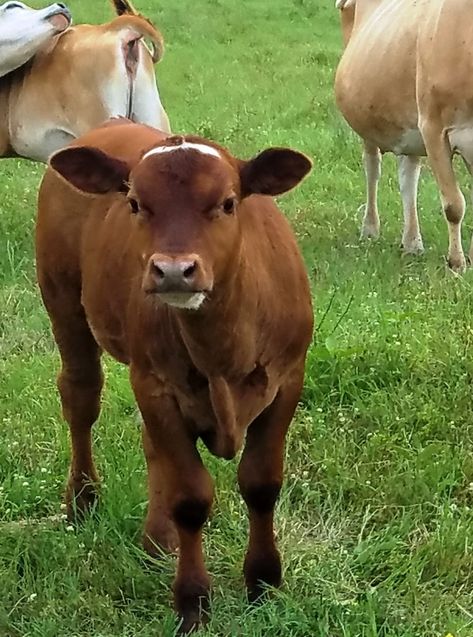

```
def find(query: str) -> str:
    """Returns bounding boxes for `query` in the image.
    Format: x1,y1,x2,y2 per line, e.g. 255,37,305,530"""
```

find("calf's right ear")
49,146,130,194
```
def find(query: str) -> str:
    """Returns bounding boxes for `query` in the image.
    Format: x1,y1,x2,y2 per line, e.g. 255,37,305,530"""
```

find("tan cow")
36,118,313,632
335,0,473,272
1,0,170,162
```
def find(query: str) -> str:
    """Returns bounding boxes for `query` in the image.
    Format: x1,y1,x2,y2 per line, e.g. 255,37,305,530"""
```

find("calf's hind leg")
40,289,103,519
238,371,303,601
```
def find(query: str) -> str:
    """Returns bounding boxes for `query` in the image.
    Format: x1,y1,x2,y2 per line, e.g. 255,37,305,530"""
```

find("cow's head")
335,0,356,46
0,2,72,77
49,135,311,312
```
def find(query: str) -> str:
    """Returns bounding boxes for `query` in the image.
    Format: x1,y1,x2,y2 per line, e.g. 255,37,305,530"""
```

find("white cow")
0,0,170,162
0,1,71,77
335,0,473,272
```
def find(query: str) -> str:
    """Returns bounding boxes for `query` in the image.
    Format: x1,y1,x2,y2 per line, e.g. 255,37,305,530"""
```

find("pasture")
1,0,473,634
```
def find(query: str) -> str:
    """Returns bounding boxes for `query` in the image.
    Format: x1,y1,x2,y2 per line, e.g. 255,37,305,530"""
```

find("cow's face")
49,135,311,312
0,2,71,77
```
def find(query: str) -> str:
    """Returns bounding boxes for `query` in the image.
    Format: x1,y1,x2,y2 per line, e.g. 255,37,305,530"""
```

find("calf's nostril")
183,262,197,279
152,262,165,279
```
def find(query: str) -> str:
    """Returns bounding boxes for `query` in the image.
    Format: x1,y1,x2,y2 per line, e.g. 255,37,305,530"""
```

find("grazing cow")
0,1,71,77
335,0,473,272
36,119,313,632
1,0,170,162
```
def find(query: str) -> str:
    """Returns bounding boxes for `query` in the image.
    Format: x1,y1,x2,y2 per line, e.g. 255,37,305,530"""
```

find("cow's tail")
108,9,164,63
110,0,139,16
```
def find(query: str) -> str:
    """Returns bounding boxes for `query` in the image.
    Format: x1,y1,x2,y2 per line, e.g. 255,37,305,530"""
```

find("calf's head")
0,2,72,76
49,135,311,311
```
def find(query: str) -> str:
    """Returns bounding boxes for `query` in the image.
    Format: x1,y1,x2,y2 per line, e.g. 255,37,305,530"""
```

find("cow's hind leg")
420,119,466,272
360,141,381,239
458,157,473,266
44,296,103,520
238,370,303,602
397,155,423,254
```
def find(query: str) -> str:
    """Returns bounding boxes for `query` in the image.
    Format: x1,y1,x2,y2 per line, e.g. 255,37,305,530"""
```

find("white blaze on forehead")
143,141,222,161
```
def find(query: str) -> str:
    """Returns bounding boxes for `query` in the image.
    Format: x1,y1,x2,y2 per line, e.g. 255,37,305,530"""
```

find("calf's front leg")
131,366,214,634
238,370,303,601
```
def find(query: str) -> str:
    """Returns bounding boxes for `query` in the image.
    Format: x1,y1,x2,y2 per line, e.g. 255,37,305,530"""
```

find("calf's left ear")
49,146,130,195
240,148,312,197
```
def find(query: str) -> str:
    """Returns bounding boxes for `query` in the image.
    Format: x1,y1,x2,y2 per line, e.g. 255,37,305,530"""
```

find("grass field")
1,0,473,635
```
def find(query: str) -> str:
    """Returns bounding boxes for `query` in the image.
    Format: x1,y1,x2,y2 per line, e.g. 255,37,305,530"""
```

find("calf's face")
50,135,311,311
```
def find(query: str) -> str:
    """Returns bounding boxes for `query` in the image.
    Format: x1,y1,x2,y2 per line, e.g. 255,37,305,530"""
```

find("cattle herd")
1,0,471,632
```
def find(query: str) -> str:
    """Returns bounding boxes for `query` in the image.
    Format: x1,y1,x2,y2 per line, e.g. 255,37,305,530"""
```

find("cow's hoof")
447,255,467,275
360,224,380,240
402,237,424,255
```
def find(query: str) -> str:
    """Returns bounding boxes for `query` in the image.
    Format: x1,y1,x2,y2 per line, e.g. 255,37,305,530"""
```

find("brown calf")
36,119,313,632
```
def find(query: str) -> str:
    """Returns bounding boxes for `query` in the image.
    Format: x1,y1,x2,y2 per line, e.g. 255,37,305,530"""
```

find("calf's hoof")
244,549,282,603
65,476,99,522
174,579,210,634
143,518,179,557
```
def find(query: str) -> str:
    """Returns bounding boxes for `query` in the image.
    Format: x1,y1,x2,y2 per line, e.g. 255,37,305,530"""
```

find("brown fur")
36,119,313,632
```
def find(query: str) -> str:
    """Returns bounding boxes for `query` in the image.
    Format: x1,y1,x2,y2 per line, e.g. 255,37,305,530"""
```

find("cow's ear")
239,148,312,198
49,146,130,194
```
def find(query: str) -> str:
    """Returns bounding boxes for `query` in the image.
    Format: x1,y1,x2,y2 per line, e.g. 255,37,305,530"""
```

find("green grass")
1,0,473,635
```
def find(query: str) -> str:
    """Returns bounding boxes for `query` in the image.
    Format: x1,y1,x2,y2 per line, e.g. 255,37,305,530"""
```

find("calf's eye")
128,198,139,214
222,197,236,214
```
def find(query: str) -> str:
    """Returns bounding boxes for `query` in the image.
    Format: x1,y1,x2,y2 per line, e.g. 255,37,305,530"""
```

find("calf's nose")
149,254,202,292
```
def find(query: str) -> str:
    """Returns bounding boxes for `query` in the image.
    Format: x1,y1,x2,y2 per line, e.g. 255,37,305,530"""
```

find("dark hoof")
174,580,210,634
244,550,282,603
65,478,99,522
